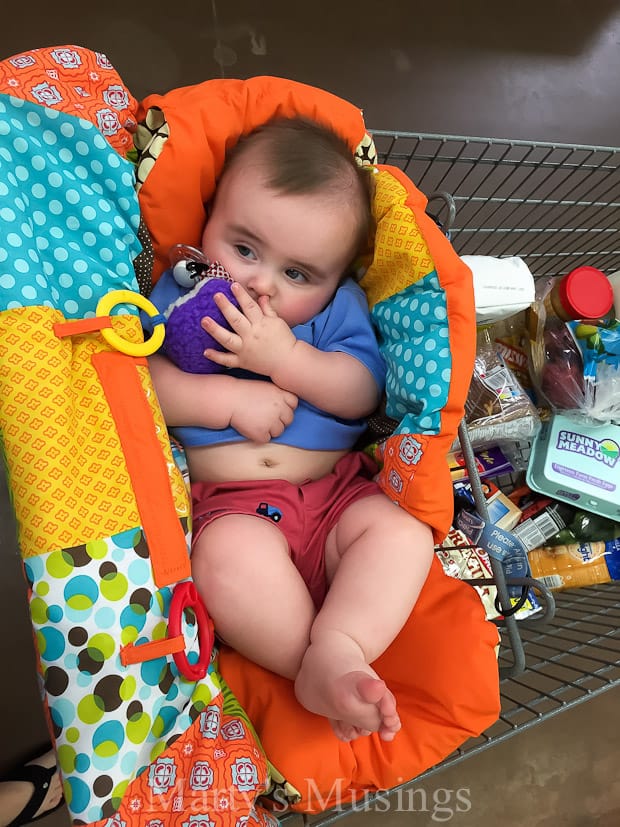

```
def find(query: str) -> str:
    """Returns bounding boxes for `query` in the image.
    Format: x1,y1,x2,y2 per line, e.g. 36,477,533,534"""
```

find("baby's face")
201,162,360,327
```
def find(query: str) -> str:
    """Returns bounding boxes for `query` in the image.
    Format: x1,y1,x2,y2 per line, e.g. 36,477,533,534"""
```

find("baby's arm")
148,354,298,443
203,284,381,419
272,345,379,419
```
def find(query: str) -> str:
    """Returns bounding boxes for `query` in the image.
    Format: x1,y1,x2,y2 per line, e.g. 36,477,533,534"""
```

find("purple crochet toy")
163,256,239,375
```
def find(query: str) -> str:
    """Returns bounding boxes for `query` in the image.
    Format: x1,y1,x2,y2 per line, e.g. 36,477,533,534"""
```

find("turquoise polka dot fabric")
0,93,141,317
23,525,221,821
372,270,451,436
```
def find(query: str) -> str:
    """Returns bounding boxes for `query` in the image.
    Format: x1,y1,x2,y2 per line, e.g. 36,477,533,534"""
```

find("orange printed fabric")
0,45,137,154
87,692,278,827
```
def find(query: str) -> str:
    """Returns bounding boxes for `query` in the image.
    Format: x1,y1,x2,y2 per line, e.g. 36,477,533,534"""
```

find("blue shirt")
146,272,386,450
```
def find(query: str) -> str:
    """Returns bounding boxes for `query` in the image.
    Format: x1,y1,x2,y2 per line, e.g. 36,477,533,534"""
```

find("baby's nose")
248,270,275,296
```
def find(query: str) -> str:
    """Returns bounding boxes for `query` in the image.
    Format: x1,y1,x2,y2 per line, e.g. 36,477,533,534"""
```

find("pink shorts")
191,451,382,607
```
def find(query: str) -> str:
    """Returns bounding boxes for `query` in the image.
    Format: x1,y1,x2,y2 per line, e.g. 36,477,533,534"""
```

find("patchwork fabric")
0,308,189,557
86,691,278,827
0,93,141,318
0,58,277,825
360,169,435,308
0,45,137,155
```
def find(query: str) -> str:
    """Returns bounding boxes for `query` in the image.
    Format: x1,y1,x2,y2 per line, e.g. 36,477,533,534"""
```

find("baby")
148,118,434,741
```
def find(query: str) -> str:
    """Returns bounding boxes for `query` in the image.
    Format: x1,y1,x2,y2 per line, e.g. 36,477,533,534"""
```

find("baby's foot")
294,637,401,742
327,672,401,742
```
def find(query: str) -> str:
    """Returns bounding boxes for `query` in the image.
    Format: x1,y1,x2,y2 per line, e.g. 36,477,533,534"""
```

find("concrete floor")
2,2,620,824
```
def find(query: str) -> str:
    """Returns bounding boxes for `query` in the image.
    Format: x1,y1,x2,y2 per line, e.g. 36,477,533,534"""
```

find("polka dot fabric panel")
373,271,450,435
0,93,141,317
22,527,229,822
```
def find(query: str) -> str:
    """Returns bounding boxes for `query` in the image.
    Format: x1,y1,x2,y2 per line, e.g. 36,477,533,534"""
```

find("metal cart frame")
285,131,620,825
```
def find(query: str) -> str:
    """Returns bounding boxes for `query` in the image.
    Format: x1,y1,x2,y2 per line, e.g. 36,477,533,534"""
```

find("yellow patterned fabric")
360,169,434,309
0,307,188,558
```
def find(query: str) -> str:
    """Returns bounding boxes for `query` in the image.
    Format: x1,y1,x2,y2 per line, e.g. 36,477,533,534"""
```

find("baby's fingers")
231,282,264,322
213,291,252,332
203,347,239,368
202,315,241,352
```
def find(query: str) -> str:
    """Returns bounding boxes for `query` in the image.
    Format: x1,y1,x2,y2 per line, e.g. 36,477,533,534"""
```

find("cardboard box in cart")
527,413,620,522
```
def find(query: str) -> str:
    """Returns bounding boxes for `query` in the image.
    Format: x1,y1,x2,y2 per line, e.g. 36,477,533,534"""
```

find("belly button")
261,457,275,468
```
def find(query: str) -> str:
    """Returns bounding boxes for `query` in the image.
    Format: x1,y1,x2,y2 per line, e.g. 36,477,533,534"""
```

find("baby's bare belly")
185,441,349,485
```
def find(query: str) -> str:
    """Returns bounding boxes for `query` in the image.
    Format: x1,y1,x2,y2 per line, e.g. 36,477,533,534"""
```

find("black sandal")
3,754,65,827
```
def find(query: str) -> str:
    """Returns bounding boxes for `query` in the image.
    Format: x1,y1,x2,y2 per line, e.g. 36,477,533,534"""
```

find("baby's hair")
221,117,373,260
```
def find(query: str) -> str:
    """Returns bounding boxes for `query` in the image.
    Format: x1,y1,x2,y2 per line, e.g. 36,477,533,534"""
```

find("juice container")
528,537,620,591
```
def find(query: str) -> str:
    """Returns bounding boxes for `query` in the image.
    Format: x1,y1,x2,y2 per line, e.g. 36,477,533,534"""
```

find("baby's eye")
235,244,256,260
285,268,307,283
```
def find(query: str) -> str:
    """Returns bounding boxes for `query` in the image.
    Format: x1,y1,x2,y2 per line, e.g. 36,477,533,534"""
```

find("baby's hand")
230,380,298,443
201,283,297,377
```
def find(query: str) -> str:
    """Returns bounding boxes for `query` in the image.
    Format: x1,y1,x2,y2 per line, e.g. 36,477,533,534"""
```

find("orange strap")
92,351,191,587
54,316,113,337
120,635,186,666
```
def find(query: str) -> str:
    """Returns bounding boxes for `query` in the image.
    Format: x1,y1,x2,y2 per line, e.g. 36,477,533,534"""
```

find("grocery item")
550,509,620,546
511,486,620,546
454,479,523,531
528,538,620,591
460,255,536,325
456,327,540,450
447,445,515,481
436,528,541,620
608,270,620,320
569,317,620,423
527,413,620,521
491,312,534,401
527,266,615,414
507,486,576,551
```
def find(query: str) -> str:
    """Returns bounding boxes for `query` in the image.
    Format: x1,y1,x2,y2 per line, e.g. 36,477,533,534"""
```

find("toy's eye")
173,260,208,288
169,244,210,288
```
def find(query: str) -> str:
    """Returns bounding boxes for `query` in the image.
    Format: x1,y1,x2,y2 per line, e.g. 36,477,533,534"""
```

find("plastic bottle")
548,510,620,546
528,538,620,591
511,500,575,551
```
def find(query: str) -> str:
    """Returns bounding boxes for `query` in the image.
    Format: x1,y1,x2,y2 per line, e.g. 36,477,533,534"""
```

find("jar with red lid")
547,266,614,323
527,266,614,412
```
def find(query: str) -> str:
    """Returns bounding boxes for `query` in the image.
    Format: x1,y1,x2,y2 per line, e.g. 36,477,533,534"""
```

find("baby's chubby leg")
294,495,434,741
191,514,316,678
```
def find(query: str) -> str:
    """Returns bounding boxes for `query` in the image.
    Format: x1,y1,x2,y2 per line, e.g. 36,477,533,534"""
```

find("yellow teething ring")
96,290,165,357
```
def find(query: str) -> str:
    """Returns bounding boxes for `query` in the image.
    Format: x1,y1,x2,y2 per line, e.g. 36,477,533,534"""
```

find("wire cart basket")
285,132,620,826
